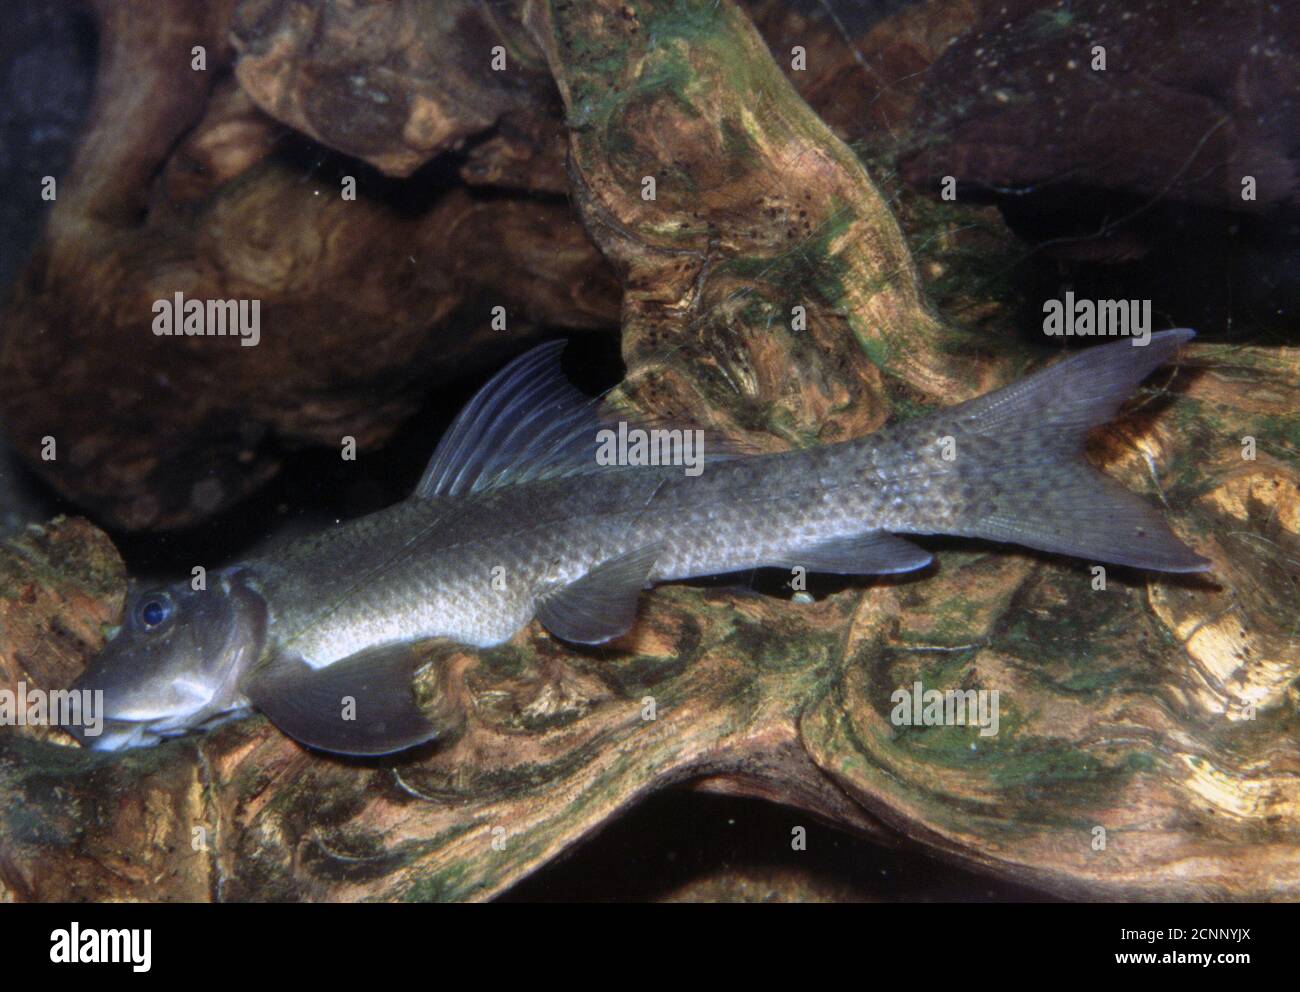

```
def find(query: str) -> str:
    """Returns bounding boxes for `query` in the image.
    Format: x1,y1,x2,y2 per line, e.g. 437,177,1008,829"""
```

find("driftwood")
0,0,1298,901
898,0,1300,215
0,0,618,530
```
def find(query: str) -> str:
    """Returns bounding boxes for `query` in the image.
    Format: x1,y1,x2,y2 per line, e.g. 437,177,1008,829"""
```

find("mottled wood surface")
0,0,617,530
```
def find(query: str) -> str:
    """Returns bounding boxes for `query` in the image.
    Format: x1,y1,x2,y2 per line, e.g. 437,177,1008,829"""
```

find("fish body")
69,330,1207,754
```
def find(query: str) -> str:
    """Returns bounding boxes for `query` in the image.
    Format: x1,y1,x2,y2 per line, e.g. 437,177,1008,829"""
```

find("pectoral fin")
242,644,440,756
535,543,661,645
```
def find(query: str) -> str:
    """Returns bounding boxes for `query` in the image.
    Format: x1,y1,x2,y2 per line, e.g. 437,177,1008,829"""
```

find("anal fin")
242,643,440,756
774,531,933,575
535,543,661,645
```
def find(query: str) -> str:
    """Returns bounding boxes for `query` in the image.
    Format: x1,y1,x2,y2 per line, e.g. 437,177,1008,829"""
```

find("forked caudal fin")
928,327,1209,572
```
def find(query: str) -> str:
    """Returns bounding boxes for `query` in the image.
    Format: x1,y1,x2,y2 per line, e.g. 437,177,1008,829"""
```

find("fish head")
67,569,269,750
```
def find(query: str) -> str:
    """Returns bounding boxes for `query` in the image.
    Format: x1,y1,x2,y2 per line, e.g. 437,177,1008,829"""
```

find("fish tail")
908,328,1208,572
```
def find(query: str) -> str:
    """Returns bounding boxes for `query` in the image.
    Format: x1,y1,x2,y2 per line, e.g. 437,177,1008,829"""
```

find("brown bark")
0,0,617,531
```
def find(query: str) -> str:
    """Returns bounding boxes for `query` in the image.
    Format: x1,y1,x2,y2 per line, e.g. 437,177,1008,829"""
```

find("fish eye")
136,593,174,630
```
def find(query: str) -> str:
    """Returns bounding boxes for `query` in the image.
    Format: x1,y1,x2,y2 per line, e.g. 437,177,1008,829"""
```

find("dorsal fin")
417,341,752,499
416,341,607,498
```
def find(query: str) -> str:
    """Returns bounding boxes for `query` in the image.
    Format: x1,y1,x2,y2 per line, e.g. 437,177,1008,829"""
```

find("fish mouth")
59,673,154,750
63,668,185,750
62,705,251,751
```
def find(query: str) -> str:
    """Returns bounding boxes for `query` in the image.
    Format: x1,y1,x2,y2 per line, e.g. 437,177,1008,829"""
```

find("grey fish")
66,329,1207,754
